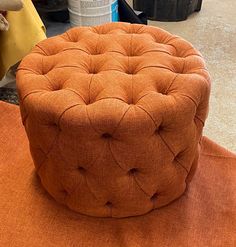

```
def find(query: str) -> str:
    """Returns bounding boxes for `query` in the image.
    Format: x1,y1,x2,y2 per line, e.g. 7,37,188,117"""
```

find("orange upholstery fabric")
0,102,235,247
16,22,211,218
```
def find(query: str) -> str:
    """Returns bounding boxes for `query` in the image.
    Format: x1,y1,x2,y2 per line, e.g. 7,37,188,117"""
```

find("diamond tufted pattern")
16,22,211,218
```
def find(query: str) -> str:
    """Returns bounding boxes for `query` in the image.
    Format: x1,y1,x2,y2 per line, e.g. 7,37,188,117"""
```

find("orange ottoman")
16,22,210,218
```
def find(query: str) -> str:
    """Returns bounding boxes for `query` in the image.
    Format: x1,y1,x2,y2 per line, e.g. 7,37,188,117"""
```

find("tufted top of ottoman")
17,22,211,218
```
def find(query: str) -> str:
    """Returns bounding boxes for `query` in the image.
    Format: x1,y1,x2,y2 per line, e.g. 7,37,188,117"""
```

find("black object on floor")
0,88,18,105
133,0,202,21
34,0,69,23
118,0,147,25
33,0,68,13
48,10,69,22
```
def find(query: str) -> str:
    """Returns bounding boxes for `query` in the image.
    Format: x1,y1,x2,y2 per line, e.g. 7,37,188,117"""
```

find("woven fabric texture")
16,22,211,217
0,101,235,246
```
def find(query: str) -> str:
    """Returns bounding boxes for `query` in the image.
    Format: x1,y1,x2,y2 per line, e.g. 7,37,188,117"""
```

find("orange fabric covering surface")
16,22,210,217
0,101,236,246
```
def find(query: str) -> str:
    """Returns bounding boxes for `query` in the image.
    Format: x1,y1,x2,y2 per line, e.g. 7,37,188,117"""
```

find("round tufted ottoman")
16,22,210,218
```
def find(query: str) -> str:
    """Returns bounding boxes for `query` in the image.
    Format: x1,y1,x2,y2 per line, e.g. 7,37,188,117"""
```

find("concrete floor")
128,0,236,153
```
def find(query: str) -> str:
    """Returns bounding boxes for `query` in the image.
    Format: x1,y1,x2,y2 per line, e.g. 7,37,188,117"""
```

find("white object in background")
68,0,119,27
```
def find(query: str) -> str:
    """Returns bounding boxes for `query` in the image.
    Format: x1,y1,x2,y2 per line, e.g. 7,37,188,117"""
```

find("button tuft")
128,168,138,175
102,133,112,139
78,166,86,173
105,201,112,207
151,193,158,200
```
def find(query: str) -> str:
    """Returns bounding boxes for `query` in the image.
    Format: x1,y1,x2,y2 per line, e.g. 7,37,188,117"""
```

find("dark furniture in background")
33,0,69,22
118,0,147,24
133,0,202,21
